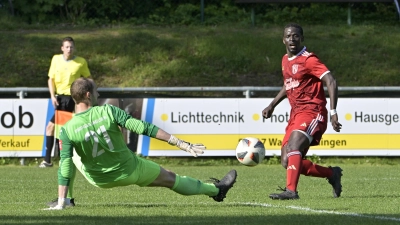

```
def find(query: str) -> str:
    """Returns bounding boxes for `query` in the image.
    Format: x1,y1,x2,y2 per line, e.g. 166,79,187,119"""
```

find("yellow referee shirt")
48,54,91,95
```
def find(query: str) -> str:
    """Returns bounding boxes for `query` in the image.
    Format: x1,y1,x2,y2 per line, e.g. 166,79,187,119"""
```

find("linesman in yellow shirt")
39,37,91,168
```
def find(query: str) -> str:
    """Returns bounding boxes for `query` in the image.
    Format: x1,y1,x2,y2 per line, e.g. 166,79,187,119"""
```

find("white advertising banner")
2,98,399,157
0,99,54,157
137,98,400,157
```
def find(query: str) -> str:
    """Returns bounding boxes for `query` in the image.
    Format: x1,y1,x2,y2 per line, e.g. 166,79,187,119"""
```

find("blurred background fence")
0,0,399,26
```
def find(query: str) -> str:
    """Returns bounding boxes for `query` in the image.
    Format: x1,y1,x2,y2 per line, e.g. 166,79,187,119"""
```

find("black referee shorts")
49,95,75,123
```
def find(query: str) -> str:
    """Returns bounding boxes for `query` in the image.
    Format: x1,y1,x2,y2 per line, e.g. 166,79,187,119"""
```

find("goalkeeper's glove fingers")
168,135,206,157
177,140,206,157
43,205,64,210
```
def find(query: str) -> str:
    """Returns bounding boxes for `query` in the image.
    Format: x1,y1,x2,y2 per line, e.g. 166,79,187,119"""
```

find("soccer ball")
235,137,265,166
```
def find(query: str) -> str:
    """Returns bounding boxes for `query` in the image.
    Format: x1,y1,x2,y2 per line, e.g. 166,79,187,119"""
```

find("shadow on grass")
1,213,400,225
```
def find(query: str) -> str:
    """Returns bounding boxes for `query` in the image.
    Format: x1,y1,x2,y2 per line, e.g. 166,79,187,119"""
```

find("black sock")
55,138,60,157
45,136,54,163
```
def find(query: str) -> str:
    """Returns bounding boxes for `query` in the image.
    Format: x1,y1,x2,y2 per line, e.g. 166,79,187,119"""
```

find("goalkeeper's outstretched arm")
126,118,206,157
157,129,206,157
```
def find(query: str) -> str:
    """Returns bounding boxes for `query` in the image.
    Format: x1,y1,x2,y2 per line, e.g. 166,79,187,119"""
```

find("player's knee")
280,146,289,168
285,143,296,153
281,153,288,168
164,169,176,181
286,144,304,156
46,122,54,131
161,170,176,187
46,123,55,136
149,168,176,188
281,154,288,168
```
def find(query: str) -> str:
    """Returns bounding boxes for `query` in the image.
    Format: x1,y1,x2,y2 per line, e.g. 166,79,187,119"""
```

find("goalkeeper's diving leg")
97,156,238,203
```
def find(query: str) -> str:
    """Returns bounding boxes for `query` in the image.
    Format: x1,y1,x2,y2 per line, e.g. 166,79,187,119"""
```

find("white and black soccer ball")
235,137,265,166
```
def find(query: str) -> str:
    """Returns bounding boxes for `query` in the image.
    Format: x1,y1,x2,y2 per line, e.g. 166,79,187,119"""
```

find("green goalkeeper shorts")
98,155,161,188
73,152,161,189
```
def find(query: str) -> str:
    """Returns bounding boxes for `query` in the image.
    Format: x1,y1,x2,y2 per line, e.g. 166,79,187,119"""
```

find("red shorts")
282,110,328,150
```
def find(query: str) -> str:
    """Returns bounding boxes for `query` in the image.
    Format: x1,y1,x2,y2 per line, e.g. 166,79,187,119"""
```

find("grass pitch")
1,163,400,225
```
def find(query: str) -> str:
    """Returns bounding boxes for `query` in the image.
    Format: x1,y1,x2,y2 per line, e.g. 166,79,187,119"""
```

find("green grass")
1,24,400,94
4,155,400,167
1,163,400,225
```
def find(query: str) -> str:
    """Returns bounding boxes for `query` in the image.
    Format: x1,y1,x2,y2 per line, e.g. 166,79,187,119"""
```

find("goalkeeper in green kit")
45,78,237,210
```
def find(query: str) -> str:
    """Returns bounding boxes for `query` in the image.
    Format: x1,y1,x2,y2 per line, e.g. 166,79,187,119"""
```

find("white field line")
236,202,400,222
4,200,399,222
308,177,400,181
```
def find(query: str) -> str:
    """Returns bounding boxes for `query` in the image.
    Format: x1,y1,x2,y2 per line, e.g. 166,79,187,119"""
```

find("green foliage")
8,0,61,23
248,2,398,25
306,154,322,164
266,155,281,165
171,4,201,25
2,1,398,25
0,157,27,165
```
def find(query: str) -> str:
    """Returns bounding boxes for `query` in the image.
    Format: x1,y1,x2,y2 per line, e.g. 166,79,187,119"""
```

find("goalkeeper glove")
168,135,205,157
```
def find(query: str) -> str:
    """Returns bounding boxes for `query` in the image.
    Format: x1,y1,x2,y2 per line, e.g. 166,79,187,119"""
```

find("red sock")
301,159,333,178
286,151,302,192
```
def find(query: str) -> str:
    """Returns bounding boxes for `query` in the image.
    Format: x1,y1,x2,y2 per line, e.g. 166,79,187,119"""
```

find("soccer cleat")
210,169,237,202
327,166,343,198
47,198,75,208
269,187,300,200
38,161,53,168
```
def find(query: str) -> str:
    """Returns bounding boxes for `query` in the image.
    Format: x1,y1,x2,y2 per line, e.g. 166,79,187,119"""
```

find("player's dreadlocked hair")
284,23,303,36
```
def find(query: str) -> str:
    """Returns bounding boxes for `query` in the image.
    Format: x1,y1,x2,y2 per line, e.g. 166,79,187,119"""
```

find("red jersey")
282,47,330,113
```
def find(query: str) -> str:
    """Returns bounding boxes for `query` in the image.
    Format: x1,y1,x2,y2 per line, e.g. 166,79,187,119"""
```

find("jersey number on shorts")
84,125,115,158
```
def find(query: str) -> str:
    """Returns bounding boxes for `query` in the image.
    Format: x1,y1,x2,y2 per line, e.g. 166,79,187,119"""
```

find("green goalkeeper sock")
172,175,219,196
66,166,76,199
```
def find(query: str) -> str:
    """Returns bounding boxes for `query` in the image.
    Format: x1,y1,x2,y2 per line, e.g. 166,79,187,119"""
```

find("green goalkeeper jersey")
58,104,159,186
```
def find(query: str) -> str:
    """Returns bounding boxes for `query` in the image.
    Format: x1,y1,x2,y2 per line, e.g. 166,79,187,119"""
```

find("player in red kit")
262,23,343,200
